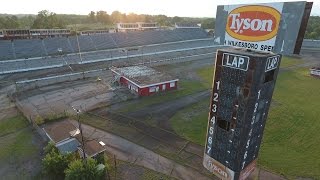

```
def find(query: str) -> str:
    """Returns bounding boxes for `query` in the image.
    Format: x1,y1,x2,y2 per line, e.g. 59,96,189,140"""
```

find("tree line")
304,16,320,39
0,10,215,30
1,10,320,39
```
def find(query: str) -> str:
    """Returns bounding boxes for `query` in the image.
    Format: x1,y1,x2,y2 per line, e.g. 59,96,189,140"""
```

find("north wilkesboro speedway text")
224,40,274,52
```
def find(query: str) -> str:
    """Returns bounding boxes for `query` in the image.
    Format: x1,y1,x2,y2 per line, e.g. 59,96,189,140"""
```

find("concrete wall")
302,39,320,48
15,69,107,92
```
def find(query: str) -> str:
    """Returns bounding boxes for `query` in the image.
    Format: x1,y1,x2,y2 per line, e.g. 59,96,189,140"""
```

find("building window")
149,87,156,92
170,82,175,88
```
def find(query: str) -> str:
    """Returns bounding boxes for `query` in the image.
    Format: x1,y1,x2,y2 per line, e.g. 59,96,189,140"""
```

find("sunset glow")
1,0,320,17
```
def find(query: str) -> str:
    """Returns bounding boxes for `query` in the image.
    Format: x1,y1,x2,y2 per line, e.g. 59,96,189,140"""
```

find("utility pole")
72,106,86,161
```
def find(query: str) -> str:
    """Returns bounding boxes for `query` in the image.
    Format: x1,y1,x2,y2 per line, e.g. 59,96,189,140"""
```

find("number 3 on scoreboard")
212,104,217,112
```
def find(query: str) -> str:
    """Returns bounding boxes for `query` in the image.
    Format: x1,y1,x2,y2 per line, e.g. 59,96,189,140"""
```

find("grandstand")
0,29,210,60
0,28,219,75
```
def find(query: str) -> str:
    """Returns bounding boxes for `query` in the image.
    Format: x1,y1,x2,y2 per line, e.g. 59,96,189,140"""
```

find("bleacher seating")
44,37,74,55
13,39,46,59
0,40,14,60
69,36,97,52
90,34,117,50
0,29,210,60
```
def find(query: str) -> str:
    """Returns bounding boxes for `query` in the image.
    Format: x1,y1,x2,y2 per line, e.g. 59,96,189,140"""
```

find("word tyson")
226,5,281,42
265,55,280,72
222,53,249,71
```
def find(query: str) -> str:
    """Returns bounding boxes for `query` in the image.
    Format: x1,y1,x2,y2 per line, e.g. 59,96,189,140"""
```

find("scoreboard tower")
203,48,281,180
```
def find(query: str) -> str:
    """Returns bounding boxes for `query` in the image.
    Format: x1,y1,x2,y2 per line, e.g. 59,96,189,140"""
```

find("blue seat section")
90,34,117,50
174,29,208,40
14,39,46,59
69,36,96,52
0,40,14,60
44,37,74,55
0,29,210,60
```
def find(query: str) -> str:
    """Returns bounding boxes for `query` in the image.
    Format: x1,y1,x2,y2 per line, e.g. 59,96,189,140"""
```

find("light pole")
72,106,86,160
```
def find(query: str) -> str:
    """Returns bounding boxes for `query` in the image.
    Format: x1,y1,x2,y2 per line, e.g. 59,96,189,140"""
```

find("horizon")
0,0,319,17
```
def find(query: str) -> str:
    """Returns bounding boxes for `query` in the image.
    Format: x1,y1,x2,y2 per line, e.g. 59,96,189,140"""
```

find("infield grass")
170,56,320,178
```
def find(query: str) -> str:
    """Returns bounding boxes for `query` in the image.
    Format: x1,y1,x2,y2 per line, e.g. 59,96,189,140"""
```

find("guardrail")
14,52,217,92
1,45,223,75
15,69,107,91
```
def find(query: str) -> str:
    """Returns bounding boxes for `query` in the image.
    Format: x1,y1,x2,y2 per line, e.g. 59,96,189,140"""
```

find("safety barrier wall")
15,69,107,91
0,45,219,75
302,39,320,48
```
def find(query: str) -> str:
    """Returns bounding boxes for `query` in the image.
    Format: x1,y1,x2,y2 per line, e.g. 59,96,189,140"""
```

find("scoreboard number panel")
203,48,281,180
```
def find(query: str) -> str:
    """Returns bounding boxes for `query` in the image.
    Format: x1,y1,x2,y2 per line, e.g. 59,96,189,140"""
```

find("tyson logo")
226,5,281,42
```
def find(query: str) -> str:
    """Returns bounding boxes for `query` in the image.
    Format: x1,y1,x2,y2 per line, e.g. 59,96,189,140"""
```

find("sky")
0,0,319,17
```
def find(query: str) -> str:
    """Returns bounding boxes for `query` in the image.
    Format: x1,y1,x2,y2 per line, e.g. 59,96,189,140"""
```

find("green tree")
0,15,20,29
201,18,215,29
88,11,96,23
155,15,169,26
32,10,65,29
110,11,122,23
65,159,84,179
65,158,104,180
172,16,183,23
127,13,144,23
19,15,35,28
42,148,76,179
96,11,110,24
305,16,320,39
44,141,58,154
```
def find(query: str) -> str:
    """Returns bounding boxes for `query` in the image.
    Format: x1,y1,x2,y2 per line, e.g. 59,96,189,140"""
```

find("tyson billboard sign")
224,3,283,52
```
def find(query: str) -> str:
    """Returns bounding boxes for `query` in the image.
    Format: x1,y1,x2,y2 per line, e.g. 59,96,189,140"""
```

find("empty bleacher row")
0,29,209,60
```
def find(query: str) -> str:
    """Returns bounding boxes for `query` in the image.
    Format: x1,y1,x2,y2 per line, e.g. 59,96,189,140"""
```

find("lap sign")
265,55,280,72
222,53,249,71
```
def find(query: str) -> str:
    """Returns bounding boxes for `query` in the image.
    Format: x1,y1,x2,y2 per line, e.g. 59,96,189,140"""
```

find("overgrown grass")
0,129,37,160
105,153,172,180
259,68,320,179
197,66,214,89
280,56,303,68
170,57,320,178
0,115,37,161
0,115,28,136
170,100,209,146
